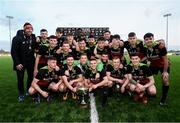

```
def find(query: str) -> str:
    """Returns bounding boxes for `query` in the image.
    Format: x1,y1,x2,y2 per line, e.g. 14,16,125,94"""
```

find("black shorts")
149,66,170,75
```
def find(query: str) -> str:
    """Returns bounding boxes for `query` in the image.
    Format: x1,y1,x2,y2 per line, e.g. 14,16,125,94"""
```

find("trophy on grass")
77,87,89,108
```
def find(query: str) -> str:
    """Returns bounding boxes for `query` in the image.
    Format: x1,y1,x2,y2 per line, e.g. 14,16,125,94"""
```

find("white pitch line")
89,93,99,123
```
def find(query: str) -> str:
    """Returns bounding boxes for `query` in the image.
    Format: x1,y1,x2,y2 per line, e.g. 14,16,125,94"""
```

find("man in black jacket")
11,22,36,102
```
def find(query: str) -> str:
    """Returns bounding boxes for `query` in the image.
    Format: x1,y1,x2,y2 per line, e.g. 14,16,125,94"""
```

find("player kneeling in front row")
59,54,83,101
84,57,110,107
28,57,62,103
106,57,129,95
127,54,156,104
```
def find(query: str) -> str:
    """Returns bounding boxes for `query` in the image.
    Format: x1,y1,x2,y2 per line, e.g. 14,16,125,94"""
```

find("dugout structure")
56,27,109,39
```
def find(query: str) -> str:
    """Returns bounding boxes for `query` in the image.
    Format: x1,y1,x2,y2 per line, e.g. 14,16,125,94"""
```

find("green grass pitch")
0,55,180,122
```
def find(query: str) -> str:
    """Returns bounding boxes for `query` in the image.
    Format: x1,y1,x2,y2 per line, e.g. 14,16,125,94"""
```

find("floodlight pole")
163,13,171,51
6,15,14,49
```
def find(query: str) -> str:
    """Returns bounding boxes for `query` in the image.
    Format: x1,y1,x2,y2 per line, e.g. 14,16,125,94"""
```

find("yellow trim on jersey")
41,66,48,69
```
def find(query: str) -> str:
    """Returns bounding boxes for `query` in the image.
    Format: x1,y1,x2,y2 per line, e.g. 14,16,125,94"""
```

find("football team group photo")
0,0,180,122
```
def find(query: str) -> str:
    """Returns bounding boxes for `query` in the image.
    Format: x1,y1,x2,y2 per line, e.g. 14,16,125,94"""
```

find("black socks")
160,85,169,103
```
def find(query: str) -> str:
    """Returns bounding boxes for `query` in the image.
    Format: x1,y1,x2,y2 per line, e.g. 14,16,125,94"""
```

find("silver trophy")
77,87,89,108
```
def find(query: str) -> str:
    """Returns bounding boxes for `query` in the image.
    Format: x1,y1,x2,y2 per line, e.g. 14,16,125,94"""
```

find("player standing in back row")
143,33,170,106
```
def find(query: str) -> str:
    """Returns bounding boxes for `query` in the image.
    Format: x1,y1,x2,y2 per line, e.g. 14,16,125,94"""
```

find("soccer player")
84,57,110,106
75,54,89,76
143,33,170,105
87,35,96,56
35,29,49,53
55,28,65,47
34,35,59,76
56,41,74,68
66,32,77,50
103,30,112,45
94,37,109,59
106,57,129,94
109,34,126,65
75,38,91,60
74,28,86,41
28,57,61,103
123,32,146,62
59,54,83,101
127,54,156,104
97,52,110,72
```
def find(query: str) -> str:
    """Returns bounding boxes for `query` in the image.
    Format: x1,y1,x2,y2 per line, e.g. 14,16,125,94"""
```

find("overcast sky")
0,0,180,51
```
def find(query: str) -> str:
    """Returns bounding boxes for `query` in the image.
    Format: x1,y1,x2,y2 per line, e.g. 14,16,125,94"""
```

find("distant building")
0,49,10,55
176,51,180,55
56,27,109,39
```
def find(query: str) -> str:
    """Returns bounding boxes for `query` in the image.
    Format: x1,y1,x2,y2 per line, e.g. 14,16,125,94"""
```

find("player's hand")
73,40,77,45
109,43,112,47
119,40,124,47
34,69,38,76
36,37,40,42
55,66,60,71
69,49,72,52
104,41,109,46
69,80,74,85
92,84,98,89
136,83,143,91
137,83,145,92
121,86,125,93
56,48,62,54
89,87,93,92
140,86,145,92
42,91,49,98
117,79,123,84
95,73,100,80
72,88,76,93
16,64,23,71
162,72,169,81
119,64,123,68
